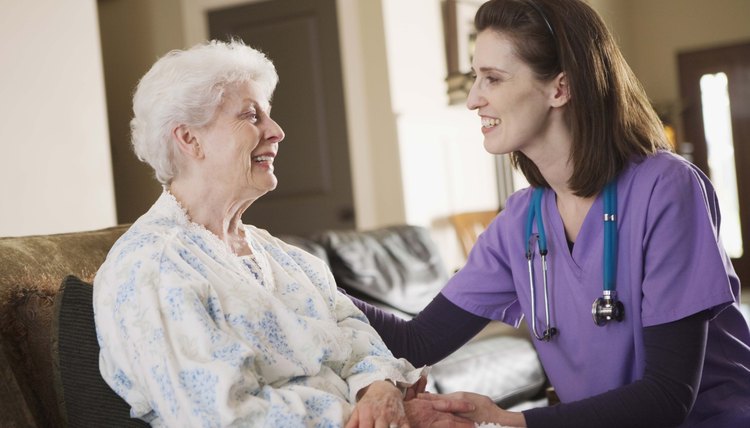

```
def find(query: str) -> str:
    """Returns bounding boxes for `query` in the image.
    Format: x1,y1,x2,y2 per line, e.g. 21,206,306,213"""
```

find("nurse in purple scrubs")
352,0,750,426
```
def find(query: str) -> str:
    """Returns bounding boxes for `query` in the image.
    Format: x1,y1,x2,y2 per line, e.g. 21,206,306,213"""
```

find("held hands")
416,392,527,428
404,375,428,401
345,378,525,428
346,380,409,428
346,376,477,428
403,376,474,428
403,397,475,428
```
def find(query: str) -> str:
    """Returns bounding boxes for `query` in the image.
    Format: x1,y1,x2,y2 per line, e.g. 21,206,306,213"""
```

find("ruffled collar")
158,188,258,262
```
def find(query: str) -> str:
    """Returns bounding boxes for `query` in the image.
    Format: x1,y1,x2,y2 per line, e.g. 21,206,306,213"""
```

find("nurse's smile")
481,116,501,134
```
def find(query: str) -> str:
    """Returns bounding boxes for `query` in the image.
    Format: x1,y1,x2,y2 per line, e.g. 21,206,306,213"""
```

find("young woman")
353,0,750,426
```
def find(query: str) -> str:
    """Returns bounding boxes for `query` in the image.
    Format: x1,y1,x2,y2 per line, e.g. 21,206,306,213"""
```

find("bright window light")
700,72,743,258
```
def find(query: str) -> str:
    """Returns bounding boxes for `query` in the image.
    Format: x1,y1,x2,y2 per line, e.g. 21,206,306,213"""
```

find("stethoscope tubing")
526,181,621,341
603,180,617,291
526,188,553,341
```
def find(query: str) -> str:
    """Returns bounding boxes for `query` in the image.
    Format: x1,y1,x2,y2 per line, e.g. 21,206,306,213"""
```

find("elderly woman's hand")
346,380,408,428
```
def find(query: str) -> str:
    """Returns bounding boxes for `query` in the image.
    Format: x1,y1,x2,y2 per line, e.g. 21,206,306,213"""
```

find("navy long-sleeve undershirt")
350,292,707,428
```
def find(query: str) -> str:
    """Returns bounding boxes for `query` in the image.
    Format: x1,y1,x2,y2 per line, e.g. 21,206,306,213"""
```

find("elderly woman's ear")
172,124,204,159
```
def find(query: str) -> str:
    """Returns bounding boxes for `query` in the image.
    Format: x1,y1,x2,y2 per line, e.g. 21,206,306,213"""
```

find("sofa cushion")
55,275,148,427
430,334,546,408
313,225,449,315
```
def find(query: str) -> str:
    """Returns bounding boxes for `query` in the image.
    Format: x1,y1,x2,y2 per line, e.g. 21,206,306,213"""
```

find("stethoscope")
525,180,624,342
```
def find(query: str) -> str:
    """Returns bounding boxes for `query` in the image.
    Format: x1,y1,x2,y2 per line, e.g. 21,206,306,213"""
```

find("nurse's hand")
404,398,475,428
346,380,408,428
417,392,527,427
404,375,428,400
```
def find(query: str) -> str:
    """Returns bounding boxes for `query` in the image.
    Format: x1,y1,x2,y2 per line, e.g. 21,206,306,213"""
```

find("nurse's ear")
172,124,204,160
549,72,570,108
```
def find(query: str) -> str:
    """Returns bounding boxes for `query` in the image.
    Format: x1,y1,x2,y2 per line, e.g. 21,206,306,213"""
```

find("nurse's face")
466,30,557,156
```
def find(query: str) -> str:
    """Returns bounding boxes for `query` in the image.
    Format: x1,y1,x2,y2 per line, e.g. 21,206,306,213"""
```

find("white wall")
381,0,499,270
0,0,116,237
335,0,408,231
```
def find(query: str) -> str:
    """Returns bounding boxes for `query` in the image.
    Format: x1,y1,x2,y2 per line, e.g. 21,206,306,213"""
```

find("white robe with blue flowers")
94,191,421,427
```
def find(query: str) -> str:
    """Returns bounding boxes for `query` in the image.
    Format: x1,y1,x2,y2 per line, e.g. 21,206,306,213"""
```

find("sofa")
0,223,545,427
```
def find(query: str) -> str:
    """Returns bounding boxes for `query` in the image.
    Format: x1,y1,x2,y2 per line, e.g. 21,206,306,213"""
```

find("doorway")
678,41,750,288
208,0,355,236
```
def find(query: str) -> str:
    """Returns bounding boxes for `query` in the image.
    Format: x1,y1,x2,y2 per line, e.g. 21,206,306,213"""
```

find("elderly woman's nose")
267,118,285,143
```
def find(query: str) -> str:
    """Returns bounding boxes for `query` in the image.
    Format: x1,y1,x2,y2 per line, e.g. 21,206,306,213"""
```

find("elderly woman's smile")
251,153,275,167
190,80,284,198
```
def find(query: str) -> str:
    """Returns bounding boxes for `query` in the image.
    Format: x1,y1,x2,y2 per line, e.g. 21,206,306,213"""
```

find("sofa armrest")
430,334,545,408
312,225,448,315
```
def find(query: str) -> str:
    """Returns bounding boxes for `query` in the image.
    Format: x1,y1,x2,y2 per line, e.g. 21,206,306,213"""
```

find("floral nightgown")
94,191,422,427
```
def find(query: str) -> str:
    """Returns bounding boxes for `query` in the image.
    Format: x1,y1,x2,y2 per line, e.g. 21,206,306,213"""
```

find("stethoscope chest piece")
592,290,625,325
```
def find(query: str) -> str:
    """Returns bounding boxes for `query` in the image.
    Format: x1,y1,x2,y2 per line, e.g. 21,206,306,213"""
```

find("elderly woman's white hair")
130,39,278,184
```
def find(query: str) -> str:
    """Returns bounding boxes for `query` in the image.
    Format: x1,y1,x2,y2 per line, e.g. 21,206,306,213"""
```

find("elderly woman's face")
194,80,284,198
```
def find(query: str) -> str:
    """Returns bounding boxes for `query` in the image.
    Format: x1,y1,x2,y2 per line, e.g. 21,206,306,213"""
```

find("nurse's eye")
485,76,499,84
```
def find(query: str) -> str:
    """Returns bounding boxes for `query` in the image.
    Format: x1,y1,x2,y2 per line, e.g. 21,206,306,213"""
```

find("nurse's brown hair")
475,0,671,197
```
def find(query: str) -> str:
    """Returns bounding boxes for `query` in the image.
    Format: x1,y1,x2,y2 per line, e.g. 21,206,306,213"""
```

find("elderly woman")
93,40,436,427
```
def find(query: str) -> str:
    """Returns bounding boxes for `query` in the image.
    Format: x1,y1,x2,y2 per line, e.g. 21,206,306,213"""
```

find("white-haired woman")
93,40,440,428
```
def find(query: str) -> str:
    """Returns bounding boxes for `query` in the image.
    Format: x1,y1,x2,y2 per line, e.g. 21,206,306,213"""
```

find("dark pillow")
55,275,149,427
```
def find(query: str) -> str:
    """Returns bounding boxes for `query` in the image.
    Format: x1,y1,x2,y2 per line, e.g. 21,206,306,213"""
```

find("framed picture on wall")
444,0,484,104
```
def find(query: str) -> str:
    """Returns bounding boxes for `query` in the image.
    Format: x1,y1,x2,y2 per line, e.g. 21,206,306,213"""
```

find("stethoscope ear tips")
592,295,625,326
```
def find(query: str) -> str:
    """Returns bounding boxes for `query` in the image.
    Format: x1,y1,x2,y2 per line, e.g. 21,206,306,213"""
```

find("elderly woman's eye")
242,111,259,123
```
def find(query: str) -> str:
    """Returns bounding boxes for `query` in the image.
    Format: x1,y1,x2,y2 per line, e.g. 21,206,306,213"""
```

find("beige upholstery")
0,225,129,427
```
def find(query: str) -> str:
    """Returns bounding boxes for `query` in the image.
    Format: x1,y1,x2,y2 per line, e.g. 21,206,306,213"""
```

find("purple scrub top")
442,151,750,424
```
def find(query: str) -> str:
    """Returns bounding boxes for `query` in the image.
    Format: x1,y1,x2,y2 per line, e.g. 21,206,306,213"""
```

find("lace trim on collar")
160,188,262,266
